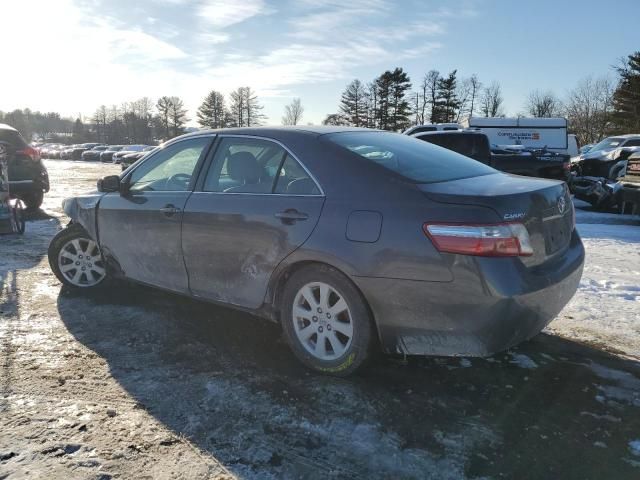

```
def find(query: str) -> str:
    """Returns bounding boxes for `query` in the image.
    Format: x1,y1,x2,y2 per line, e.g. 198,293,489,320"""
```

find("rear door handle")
160,204,181,216
274,209,308,223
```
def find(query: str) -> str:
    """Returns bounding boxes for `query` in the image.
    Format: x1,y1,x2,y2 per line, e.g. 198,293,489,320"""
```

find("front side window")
327,131,495,184
128,137,210,192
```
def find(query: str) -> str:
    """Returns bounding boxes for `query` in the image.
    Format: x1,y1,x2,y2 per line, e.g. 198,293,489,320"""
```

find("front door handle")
275,209,308,223
160,204,181,217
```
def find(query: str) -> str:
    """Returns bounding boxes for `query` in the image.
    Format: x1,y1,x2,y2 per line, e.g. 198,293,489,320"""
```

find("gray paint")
62,127,585,357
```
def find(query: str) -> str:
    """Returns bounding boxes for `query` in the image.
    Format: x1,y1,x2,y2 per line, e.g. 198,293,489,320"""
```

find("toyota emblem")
557,196,566,215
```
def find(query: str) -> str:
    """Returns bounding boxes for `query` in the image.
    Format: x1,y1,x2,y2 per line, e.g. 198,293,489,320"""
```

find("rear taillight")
423,223,534,257
16,146,41,162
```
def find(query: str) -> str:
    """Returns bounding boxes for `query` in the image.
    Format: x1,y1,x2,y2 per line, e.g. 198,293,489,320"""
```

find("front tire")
48,224,107,288
280,265,374,376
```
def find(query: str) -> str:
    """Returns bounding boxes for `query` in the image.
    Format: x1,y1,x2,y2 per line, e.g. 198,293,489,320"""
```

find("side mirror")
97,175,121,193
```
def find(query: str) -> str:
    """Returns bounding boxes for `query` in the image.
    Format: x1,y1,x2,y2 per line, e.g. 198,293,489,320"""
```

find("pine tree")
375,71,393,130
433,70,460,123
197,90,227,129
156,96,172,138
612,51,640,132
229,87,265,127
388,67,412,131
167,96,188,137
339,79,368,127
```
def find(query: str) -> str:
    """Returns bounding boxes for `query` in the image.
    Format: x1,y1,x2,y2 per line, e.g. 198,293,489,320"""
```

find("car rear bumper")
353,230,585,356
8,162,50,193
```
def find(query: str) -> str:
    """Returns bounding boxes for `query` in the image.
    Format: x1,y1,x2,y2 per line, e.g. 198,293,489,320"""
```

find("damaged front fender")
62,192,104,240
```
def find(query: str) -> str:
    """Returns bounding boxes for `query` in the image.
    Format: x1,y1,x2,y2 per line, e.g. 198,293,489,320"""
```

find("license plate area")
542,214,571,255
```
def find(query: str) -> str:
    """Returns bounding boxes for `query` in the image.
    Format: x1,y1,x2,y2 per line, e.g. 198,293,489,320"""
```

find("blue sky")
4,0,639,125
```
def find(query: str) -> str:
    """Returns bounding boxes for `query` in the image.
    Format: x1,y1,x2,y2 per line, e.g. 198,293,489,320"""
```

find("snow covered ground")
0,161,639,479
548,202,640,358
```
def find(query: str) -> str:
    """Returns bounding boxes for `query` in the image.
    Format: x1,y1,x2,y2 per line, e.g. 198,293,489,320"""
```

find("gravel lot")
1,160,639,479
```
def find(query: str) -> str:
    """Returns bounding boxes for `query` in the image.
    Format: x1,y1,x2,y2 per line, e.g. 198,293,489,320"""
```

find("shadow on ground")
56,283,640,479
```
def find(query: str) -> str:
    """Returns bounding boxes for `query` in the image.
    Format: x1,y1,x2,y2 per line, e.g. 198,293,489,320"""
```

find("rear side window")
326,131,495,184
0,129,27,148
274,155,321,195
624,139,640,147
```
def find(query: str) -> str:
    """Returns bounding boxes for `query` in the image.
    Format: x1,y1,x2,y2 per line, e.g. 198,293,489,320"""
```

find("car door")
97,135,213,293
182,135,325,308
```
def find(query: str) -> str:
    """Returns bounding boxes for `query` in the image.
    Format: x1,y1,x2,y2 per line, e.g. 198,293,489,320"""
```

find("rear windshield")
326,131,495,183
0,129,27,148
417,133,490,160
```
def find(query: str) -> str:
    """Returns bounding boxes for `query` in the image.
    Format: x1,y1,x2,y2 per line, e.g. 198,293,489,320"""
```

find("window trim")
196,134,325,197
121,134,216,194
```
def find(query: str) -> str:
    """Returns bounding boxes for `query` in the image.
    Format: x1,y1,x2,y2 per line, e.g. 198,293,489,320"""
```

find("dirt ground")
1,160,639,480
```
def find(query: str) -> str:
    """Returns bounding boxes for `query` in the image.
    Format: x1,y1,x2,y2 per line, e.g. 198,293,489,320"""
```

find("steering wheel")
166,173,191,190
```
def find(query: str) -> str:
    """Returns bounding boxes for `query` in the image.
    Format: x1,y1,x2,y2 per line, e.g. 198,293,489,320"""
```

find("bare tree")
282,98,304,125
526,90,562,117
480,81,505,117
455,77,473,122
564,76,615,144
424,70,440,123
468,74,481,118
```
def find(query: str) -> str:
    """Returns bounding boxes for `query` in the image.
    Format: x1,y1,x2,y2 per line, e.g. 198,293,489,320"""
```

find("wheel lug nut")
81,267,86,271
312,316,318,322
75,261,80,265
318,326,323,333
317,308,322,313
326,313,331,318
327,325,332,331
79,255,83,259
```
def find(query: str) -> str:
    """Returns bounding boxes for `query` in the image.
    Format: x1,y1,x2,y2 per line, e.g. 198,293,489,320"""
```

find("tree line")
324,68,505,131
326,50,640,145
2,51,639,147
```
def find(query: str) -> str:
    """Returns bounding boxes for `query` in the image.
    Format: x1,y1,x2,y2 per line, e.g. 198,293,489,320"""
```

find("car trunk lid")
419,173,573,266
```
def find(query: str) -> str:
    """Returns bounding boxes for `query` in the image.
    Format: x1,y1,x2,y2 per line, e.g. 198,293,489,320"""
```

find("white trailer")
462,117,575,155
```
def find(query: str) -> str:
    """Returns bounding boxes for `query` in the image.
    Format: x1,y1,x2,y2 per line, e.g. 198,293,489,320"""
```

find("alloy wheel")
57,237,106,287
292,282,353,360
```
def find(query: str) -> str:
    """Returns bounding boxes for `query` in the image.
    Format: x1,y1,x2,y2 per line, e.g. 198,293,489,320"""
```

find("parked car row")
36,142,156,167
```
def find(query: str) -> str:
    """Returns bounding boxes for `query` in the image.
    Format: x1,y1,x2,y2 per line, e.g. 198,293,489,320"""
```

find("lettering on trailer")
497,131,541,141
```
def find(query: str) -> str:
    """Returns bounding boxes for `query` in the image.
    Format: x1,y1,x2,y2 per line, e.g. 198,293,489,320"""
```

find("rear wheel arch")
267,260,381,345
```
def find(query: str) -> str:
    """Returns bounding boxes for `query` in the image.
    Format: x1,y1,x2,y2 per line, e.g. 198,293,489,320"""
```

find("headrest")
227,151,260,184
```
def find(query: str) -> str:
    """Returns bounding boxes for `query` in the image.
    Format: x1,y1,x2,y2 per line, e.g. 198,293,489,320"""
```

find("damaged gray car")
48,127,585,375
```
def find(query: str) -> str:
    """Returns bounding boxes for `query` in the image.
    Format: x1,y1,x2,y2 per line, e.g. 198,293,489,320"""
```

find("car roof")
0,123,19,132
179,125,379,140
415,130,483,136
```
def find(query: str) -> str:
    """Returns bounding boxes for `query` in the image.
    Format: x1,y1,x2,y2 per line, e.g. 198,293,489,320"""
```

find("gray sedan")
48,127,584,375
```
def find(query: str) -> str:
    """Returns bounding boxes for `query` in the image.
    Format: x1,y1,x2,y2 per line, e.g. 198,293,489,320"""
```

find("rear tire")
280,264,374,376
48,224,107,289
21,191,44,211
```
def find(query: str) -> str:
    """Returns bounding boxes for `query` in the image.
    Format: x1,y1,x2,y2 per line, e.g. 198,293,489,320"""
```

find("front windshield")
589,137,623,153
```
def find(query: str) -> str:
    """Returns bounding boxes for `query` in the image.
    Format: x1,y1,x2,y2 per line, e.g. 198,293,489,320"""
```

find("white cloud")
197,0,273,28
2,0,449,124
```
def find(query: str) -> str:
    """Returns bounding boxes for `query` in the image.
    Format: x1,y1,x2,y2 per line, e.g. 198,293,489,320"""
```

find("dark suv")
0,124,49,210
